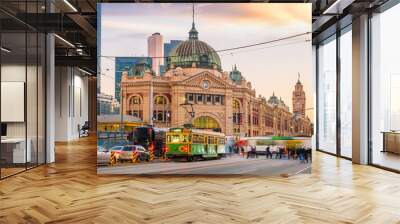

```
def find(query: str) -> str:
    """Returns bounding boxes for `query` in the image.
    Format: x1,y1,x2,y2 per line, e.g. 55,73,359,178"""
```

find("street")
98,155,311,176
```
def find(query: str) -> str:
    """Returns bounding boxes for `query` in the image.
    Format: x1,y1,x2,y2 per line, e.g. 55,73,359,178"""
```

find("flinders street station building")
120,21,313,137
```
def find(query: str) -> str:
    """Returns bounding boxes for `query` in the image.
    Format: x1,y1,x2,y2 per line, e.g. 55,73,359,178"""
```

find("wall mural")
97,3,313,175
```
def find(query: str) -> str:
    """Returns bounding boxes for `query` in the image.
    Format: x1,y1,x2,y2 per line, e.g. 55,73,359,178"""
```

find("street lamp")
180,100,195,128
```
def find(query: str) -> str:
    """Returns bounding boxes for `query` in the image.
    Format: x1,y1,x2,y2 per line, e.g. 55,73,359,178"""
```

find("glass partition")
339,27,352,158
371,4,400,171
38,32,46,165
0,1,46,179
1,31,28,177
27,31,38,169
317,35,337,154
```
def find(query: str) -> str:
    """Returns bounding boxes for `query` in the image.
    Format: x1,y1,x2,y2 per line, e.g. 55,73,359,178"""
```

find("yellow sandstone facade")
120,67,312,137
120,21,312,137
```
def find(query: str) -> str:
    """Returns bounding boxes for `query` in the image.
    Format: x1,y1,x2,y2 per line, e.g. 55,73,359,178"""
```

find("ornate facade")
120,21,312,137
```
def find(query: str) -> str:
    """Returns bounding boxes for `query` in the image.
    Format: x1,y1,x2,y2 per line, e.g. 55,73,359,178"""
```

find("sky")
99,3,313,120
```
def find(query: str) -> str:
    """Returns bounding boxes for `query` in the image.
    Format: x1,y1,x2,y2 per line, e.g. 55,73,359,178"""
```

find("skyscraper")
115,57,152,102
164,40,183,65
292,73,306,117
147,32,164,75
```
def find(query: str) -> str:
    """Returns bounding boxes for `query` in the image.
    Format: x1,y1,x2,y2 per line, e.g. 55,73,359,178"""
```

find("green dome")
167,23,221,71
229,64,242,83
268,92,279,105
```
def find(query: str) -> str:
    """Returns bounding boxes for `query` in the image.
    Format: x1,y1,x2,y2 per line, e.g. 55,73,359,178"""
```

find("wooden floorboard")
1,136,400,223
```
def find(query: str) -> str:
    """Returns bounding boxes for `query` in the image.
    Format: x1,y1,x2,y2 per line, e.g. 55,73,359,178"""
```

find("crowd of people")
232,145,312,163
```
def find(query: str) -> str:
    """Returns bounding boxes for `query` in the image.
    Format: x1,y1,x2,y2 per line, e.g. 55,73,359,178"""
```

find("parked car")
109,145,150,162
134,145,150,162
97,146,111,164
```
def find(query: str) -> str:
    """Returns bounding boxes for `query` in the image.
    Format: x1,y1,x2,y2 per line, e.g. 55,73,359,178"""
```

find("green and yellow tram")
166,128,226,161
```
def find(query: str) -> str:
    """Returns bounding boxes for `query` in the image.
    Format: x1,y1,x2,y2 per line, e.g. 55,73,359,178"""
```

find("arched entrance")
193,116,221,131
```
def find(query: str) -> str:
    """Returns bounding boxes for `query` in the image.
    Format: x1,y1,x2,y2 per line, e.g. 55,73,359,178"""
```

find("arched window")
154,95,168,105
232,99,241,125
153,95,170,123
128,95,142,119
233,100,240,109
193,116,220,129
130,96,141,105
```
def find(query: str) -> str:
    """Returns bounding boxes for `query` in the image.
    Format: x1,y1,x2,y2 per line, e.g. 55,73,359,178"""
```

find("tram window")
192,134,197,143
208,137,213,144
171,135,181,143
182,135,189,143
167,135,171,143
193,134,202,144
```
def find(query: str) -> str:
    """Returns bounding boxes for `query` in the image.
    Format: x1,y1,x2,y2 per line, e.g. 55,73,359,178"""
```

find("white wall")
1,64,26,138
1,63,46,164
54,67,89,141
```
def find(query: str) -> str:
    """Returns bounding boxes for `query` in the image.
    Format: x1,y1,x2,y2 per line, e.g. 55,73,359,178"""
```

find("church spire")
189,3,198,40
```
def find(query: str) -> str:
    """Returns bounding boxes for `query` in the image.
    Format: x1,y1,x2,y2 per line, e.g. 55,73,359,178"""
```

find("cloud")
196,3,310,26
101,3,311,27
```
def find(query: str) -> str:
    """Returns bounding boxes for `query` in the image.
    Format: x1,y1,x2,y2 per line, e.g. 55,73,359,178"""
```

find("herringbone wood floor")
1,136,400,224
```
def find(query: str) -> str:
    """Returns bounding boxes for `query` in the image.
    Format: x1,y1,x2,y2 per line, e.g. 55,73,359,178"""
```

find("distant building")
111,98,120,114
147,33,164,75
97,93,114,115
115,57,152,102
164,40,183,66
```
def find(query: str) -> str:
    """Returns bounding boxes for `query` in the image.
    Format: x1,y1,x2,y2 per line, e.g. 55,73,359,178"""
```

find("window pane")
340,28,352,158
318,36,337,154
38,32,45,165
371,5,400,171
27,31,38,168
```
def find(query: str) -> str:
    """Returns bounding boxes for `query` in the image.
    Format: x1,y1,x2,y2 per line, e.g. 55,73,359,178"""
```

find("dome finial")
192,3,194,25
189,3,198,40
297,72,301,84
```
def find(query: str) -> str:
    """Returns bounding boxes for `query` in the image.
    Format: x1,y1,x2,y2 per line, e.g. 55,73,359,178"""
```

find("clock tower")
292,73,306,117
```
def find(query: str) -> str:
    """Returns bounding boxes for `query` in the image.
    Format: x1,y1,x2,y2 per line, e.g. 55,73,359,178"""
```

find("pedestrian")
291,149,296,160
265,146,271,159
247,145,251,159
271,146,276,159
299,147,305,162
253,145,258,158
241,147,245,158
278,147,283,159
